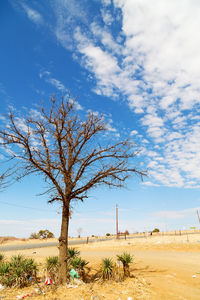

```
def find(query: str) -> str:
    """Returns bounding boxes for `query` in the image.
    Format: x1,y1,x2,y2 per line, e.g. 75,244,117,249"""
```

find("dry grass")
1,232,200,299
0,274,151,300
0,236,25,245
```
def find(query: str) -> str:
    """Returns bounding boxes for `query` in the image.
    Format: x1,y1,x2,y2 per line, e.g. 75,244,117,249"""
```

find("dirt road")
2,236,200,299
133,250,200,300
80,248,200,299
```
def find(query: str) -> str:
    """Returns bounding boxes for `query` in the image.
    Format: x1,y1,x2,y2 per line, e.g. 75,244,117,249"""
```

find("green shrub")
0,255,37,288
45,256,58,282
70,257,88,270
101,258,114,280
117,252,133,277
29,230,54,239
106,233,111,236
152,228,160,233
38,229,54,239
67,247,80,258
29,232,39,239
46,256,58,271
70,256,89,280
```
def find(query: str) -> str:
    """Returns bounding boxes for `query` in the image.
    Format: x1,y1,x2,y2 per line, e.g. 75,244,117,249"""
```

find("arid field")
0,232,200,299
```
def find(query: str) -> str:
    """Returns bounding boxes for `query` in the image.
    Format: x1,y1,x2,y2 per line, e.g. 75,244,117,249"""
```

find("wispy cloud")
12,0,200,188
39,70,83,110
152,207,200,220
21,3,43,25
39,70,66,92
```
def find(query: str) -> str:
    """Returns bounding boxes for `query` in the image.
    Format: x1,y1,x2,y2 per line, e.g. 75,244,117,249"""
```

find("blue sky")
0,0,200,238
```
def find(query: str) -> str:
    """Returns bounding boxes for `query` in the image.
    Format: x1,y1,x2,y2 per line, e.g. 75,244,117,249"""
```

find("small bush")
69,254,89,280
46,256,58,271
29,232,39,239
38,229,54,239
29,229,54,239
70,257,88,270
117,252,133,277
152,228,160,233
101,258,114,280
67,247,80,258
0,255,37,288
45,256,58,282
106,233,110,236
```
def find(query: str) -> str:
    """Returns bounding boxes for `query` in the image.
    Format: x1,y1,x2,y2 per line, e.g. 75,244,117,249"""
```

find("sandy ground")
0,234,200,299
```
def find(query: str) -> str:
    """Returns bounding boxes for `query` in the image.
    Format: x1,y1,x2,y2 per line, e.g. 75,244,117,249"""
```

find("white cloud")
105,118,117,132
101,8,114,26
152,207,200,220
130,130,138,136
16,0,200,188
39,70,66,91
21,4,43,25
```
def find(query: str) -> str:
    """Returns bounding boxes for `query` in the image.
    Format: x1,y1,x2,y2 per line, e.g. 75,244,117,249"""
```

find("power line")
0,200,58,213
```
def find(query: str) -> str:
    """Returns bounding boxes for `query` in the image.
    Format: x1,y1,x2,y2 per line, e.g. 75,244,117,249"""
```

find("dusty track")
77,239,200,299
133,250,200,300
1,235,200,299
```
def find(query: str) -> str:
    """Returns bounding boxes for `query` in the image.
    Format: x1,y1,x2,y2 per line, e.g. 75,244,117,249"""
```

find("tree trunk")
124,264,130,277
58,202,69,284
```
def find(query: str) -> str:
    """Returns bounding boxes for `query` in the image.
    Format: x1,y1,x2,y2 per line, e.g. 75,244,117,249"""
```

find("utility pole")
197,209,200,225
116,204,119,239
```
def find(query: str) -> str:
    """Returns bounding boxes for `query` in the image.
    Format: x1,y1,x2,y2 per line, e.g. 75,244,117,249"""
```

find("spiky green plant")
101,258,114,280
67,247,80,258
117,252,133,277
45,256,58,282
70,257,88,269
0,253,4,262
0,255,37,288
0,262,10,274
0,262,11,286
46,256,58,271
70,256,89,280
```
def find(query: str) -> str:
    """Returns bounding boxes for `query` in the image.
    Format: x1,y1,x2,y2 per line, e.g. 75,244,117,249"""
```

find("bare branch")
0,96,146,203
0,95,146,284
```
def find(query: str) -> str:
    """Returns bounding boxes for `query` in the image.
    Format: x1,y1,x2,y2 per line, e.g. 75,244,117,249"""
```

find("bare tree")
0,96,146,284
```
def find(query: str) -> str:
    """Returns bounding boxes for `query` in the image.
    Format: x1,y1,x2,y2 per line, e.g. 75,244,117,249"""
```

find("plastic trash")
45,277,53,285
70,268,80,279
192,275,196,278
16,288,44,299
16,293,32,299
0,284,4,290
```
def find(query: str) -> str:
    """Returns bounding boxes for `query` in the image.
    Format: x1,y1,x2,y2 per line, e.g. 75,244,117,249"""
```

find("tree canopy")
0,95,146,283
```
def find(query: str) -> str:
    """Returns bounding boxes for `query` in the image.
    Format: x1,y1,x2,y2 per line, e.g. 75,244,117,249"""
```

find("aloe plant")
0,255,37,287
117,252,133,277
101,258,114,280
45,256,58,282
70,256,89,279
67,247,80,258
70,257,88,269
46,256,58,271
